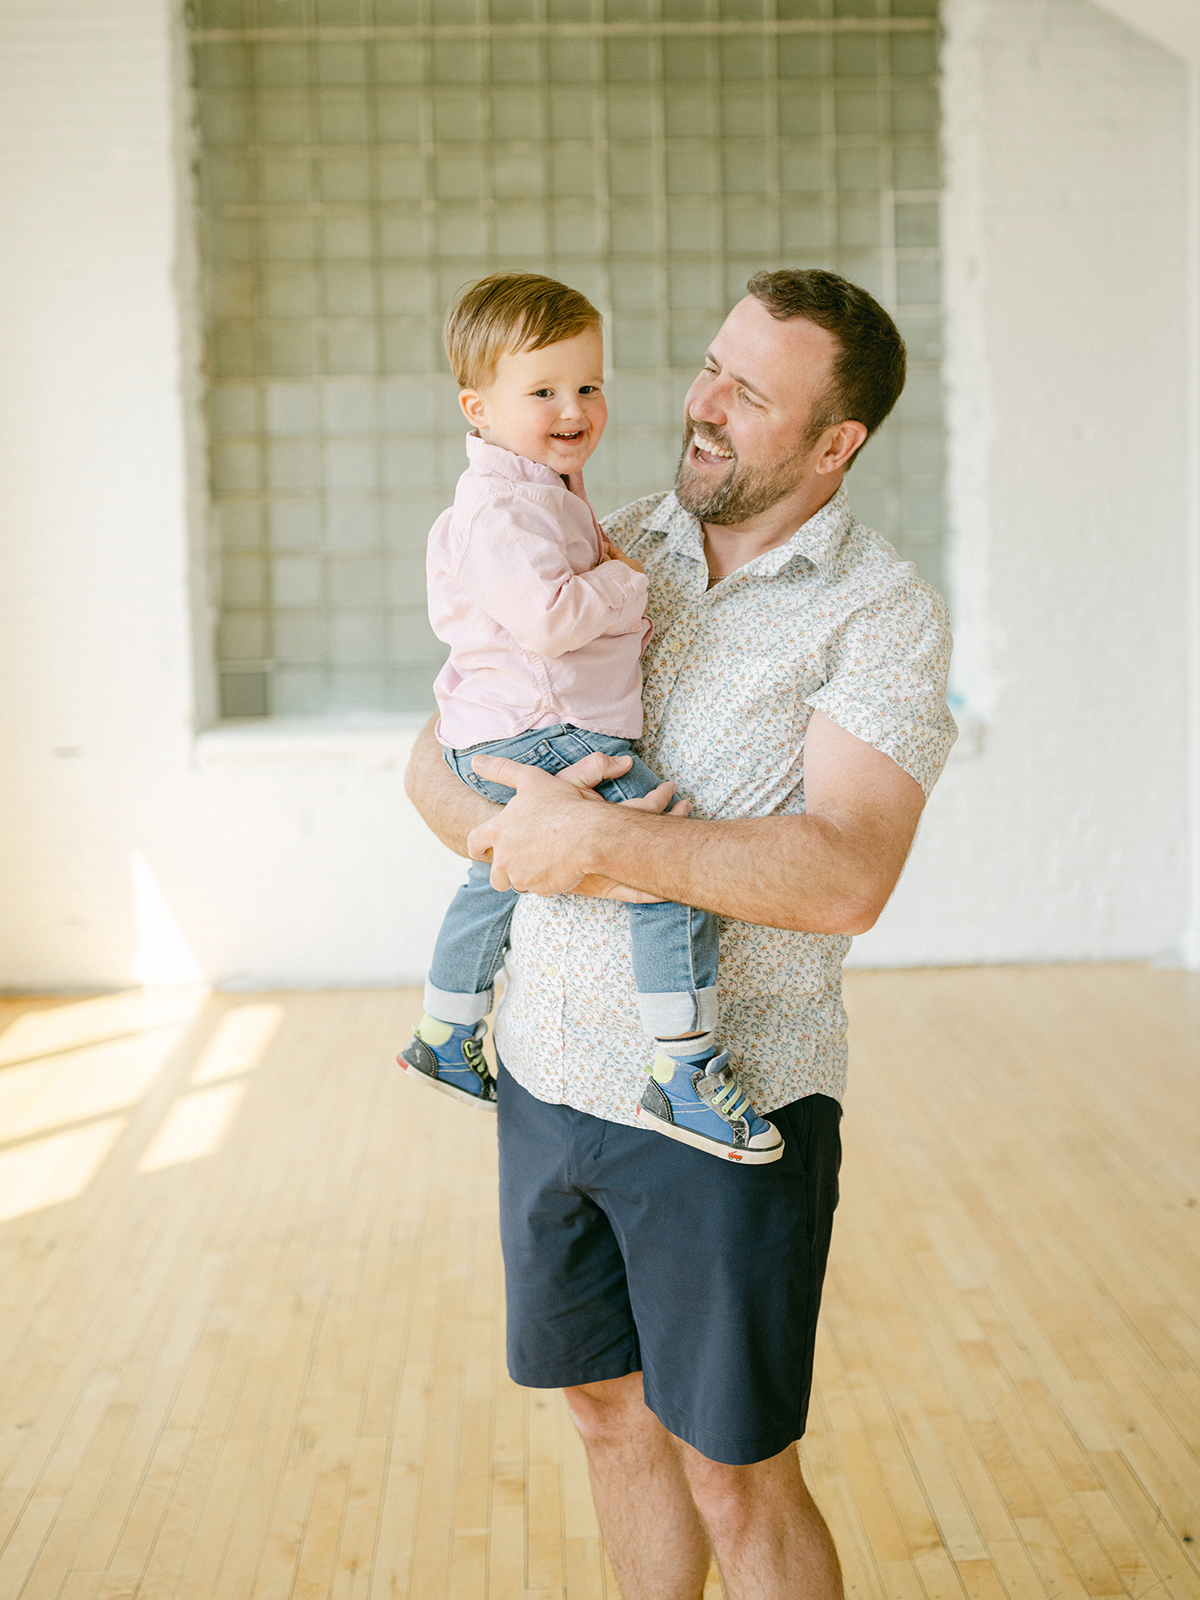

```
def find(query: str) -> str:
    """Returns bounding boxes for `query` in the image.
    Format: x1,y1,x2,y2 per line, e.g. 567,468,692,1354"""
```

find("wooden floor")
0,965,1197,1599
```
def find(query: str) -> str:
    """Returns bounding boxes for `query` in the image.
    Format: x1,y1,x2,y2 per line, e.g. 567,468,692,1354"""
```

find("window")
190,0,944,718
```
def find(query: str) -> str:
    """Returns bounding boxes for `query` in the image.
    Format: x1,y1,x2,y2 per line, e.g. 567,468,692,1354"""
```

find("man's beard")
673,417,812,525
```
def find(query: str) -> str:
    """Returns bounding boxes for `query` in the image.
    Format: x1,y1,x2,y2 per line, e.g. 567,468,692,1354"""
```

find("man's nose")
687,382,725,427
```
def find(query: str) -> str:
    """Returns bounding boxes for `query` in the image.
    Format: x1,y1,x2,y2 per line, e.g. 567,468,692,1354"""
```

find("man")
406,270,956,1599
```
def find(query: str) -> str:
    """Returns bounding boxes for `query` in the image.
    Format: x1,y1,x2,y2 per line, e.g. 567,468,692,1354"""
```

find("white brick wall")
0,0,1195,987
0,0,192,983
852,0,1195,965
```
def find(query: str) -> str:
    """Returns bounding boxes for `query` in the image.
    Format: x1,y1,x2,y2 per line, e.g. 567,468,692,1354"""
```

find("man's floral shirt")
494,486,957,1124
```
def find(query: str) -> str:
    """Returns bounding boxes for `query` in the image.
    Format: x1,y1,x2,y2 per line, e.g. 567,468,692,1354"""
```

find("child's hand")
601,537,646,576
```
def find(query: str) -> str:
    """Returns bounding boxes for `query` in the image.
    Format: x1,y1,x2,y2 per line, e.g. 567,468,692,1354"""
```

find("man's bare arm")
467,710,925,936
404,717,499,857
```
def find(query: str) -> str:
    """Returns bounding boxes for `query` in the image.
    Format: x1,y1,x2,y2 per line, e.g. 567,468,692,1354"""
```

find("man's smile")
689,428,736,467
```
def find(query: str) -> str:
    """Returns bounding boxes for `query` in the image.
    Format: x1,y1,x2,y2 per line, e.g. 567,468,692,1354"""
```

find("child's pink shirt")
428,434,652,750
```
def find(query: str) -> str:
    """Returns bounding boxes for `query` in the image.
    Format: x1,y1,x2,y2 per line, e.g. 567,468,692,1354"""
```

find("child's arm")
454,499,648,659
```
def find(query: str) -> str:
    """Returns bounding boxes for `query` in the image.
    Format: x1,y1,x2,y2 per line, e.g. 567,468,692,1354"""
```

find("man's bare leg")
680,1439,843,1600
563,1373,712,1600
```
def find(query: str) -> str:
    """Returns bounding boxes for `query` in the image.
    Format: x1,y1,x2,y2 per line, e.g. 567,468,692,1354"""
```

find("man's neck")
702,474,843,586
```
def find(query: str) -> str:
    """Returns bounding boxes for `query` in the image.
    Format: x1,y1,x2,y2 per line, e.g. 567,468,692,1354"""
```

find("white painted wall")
1091,0,1200,65
0,0,1194,990
0,0,461,991
0,0,192,988
853,0,1194,965
1077,1,1200,975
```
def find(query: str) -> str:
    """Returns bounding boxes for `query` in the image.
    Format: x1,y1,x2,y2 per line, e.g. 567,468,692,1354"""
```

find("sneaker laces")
701,1052,754,1125
462,1024,489,1084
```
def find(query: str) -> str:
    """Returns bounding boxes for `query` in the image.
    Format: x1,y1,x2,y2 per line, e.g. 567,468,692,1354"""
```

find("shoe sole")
636,1104,784,1163
396,1054,497,1112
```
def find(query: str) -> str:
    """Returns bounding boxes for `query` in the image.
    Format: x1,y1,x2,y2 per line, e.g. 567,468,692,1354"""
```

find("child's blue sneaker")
398,1014,497,1110
636,1048,783,1164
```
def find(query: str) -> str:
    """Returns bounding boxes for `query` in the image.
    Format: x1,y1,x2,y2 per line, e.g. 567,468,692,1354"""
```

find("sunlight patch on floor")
0,1115,125,1221
0,986,203,1068
0,1027,191,1146
0,988,211,1218
189,1002,282,1085
138,1081,248,1173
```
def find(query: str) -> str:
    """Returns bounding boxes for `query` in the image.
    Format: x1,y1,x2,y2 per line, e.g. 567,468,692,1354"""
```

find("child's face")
459,327,607,476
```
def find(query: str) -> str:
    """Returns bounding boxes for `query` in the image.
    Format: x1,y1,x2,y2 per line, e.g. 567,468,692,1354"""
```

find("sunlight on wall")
138,1083,246,1174
189,1003,281,1085
0,1117,125,1223
130,852,205,987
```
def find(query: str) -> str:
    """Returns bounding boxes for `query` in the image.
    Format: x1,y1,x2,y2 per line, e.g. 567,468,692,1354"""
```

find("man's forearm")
404,716,499,857
576,806,889,935
467,713,925,935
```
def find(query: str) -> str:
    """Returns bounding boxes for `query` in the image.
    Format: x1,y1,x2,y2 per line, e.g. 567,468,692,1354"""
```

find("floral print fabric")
494,485,957,1125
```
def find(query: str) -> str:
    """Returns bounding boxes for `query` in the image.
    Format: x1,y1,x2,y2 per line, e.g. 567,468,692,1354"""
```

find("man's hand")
467,752,688,902
405,716,673,866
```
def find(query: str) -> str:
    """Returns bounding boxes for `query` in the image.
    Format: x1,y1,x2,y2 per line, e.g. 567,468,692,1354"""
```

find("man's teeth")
695,437,734,459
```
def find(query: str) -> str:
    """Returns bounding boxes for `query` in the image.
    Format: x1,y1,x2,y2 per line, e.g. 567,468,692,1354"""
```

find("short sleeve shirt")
493,485,957,1124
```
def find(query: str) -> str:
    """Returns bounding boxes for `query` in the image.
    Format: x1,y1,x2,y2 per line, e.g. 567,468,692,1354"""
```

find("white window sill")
195,713,431,769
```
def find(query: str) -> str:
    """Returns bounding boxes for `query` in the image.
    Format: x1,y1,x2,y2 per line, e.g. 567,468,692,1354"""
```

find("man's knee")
563,1372,652,1448
681,1442,806,1535
680,1454,748,1532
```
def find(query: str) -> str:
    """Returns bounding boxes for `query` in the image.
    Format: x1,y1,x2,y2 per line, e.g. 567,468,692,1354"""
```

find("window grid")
191,0,944,718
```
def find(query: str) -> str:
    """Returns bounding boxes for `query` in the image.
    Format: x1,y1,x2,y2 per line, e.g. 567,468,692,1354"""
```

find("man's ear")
815,419,868,476
459,388,488,427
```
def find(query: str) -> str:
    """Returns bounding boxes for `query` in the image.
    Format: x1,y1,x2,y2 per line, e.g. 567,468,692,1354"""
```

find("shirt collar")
465,430,568,489
640,484,854,582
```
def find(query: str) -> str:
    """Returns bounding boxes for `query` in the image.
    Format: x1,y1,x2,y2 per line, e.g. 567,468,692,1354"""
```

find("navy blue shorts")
496,1061,841,1466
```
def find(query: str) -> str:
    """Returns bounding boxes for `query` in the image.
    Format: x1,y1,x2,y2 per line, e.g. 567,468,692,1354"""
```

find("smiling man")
406,269,956,1600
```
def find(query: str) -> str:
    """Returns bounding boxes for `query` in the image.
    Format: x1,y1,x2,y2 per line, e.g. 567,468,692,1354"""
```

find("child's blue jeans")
425,723,718,1040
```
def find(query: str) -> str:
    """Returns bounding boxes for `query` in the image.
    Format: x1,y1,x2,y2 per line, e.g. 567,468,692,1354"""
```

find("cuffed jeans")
425,724,718,1038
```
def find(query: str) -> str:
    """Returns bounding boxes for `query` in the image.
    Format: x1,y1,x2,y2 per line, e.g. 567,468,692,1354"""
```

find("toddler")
399,272,782,1165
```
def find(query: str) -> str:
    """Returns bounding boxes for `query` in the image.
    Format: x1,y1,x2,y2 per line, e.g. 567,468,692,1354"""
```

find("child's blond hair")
444,272,602,391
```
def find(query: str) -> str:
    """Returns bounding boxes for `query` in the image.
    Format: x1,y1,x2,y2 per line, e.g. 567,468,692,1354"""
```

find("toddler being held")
399,272,782,1165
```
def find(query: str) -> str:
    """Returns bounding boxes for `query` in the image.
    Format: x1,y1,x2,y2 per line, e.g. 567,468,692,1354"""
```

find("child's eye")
533,388,554,398
579,385,600,395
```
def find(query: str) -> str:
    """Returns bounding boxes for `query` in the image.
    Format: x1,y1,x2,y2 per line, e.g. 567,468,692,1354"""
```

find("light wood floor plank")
0,967,1197,1597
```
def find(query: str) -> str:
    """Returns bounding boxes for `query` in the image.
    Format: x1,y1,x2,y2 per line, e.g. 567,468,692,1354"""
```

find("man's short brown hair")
444,272,602,391
746,268,907,459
